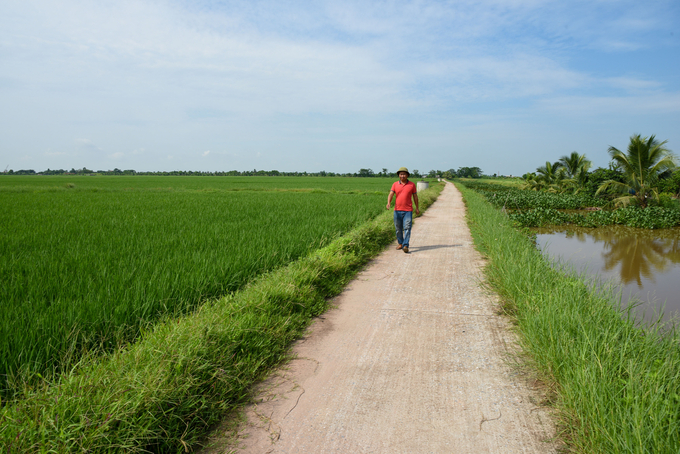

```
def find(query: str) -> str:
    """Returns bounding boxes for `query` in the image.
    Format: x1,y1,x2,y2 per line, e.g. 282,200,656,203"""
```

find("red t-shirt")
391,180,417,211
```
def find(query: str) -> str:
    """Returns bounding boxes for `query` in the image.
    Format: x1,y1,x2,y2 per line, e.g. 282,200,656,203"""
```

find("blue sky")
1,0,679,175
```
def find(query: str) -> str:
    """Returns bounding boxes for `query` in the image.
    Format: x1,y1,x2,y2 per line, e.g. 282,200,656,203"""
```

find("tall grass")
0,188,386,396
457,183,680,453
0,182,444,453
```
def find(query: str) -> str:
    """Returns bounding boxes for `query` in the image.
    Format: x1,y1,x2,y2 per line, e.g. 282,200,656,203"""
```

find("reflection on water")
534,225,680,324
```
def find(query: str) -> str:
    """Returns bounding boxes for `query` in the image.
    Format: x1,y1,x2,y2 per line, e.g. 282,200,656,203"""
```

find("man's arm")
386,190,395,209
413,193,420,215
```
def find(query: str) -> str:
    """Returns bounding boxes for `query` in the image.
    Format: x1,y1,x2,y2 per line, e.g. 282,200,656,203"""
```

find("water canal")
534,225,680,325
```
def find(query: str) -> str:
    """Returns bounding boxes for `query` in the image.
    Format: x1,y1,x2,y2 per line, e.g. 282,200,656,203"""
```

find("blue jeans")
393,210,412,248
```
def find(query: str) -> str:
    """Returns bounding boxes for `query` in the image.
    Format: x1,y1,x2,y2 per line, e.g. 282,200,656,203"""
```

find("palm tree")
535,161,568,192
596,134,677,208
520,172,544,191
559,151,592,191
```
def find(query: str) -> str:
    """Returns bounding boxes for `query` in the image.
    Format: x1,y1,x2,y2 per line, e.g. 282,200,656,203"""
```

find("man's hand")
386,203,391,209
416,208,420,215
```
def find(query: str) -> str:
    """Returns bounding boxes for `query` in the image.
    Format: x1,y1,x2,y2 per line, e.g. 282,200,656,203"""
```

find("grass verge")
0,183,444,453
456,182,680,453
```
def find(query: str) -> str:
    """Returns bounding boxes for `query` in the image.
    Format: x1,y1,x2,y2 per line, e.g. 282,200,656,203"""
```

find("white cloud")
202,150,210,157
109,152,124,159
604,77,661,92
538,92,680,116
74,138,102,153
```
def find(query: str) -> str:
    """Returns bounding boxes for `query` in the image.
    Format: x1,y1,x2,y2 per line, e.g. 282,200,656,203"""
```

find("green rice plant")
0,183,445,453
457,182,680,453
0,175,420,193
0,187,389,396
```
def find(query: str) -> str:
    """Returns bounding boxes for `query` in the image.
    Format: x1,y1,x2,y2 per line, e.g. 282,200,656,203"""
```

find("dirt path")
205,183,557,453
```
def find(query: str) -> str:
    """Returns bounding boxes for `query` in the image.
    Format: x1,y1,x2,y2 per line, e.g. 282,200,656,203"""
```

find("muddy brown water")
534,225,680,325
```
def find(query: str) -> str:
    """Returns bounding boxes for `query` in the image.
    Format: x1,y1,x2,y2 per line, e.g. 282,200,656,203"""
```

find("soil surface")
204,182,558,453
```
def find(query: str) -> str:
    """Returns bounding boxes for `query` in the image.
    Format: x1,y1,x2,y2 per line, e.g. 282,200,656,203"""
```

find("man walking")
386,167,420,253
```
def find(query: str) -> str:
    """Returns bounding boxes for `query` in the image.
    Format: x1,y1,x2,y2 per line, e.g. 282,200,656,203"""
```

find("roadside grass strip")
457,183,680,453
0,183,444,453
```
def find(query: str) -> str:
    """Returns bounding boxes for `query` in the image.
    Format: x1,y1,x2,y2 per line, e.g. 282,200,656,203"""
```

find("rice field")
0,176,403,394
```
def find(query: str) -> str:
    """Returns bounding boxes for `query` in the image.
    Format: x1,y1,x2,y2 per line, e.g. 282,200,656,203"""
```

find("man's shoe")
403,246,409,253
396,244,403,250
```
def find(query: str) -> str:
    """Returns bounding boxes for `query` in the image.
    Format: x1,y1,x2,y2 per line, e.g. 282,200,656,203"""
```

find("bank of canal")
457,182,680,453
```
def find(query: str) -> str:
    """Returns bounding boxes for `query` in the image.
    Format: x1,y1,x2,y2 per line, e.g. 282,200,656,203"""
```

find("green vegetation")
509,206,680,229
1,176,440,396
0,175,405,192
597,134,678,208
521,152,592,193
459,180,680,229
0,179,444,453
458,177,523,187
519,134,678,210
0,189,379,395
460,180,601,209
559,151,592,187
457,182,680,453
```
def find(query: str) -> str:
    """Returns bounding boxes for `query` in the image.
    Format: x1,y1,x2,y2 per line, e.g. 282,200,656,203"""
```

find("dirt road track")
205,182,557,453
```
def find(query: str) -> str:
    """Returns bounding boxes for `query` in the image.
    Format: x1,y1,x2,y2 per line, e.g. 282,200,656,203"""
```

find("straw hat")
397,167,410,176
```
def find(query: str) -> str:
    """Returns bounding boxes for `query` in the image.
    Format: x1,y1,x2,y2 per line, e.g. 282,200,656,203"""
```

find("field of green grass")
458,177,523,187
0,176,445,453
0,175,404,192
0,176,419,396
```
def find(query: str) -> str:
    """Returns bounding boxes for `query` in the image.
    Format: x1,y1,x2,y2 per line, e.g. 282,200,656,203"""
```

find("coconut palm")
535,161,569,192
520,172,542,191
559,151,592,191
596,134,677,208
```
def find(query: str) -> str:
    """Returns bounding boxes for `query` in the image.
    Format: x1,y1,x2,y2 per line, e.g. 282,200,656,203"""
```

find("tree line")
3,166,486,179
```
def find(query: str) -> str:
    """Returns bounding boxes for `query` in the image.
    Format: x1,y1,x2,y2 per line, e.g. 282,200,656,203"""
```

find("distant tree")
456,167,482,178
597,134,677,208
520,172,541,190
358,168,374,177
559,151,591,191
442,171,453,179
585,168,625,198
534,161,566,191
411,169,422,178
657,170,680,196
